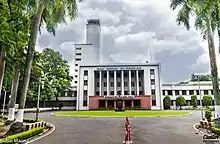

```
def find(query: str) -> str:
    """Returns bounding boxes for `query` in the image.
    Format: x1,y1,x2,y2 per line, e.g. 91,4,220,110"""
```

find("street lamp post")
196,75,203,119
36,82,41,122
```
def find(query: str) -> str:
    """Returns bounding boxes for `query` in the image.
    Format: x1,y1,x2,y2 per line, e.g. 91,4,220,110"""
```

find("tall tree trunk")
0,45,6,102
206,15,220,118
7,64,20,121
16,0,45,123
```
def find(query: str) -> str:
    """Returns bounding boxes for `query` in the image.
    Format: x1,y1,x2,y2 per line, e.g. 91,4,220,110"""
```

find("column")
107,71,109,96
123,101,125,108
186,90,189,96
165,90,168,96
114,71,117,96
114,101,116,108
129,70,132,95
105,100,108,109
121,71,124,95
136,70,139,95
99,71,102,96
131,100,134,108
179,90,182,95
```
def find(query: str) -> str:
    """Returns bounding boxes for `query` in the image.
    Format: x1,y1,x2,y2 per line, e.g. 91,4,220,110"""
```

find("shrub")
191,95,197,108
163,96,171,110
0,127,43,143
211,128,220,135
205,110,212,122
176,96,186,110
203,95,212,107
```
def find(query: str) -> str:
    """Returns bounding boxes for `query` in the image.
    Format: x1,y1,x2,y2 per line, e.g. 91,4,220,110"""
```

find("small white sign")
103,95,135,98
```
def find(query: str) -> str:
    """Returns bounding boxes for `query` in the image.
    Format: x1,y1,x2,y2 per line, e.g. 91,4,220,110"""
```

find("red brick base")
89,95,151,109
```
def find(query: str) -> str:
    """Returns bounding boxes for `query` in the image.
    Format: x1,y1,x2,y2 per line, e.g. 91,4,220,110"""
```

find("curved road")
24,111,204,144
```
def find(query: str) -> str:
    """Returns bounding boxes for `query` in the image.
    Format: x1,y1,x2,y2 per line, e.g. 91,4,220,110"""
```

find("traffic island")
0,116,55,144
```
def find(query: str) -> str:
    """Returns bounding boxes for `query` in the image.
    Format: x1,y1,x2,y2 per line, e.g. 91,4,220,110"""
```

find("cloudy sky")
36,0,220,83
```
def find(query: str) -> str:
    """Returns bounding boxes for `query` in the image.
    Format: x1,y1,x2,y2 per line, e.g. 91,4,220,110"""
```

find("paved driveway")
24,111,204,144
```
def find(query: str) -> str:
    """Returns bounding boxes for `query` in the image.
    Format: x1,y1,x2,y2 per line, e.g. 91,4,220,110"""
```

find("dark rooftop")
87,19,100,26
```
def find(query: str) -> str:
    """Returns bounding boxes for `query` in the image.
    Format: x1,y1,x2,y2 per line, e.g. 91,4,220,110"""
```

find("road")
24,111,204,144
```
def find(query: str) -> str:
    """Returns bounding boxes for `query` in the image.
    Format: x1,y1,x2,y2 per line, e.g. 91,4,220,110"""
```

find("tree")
176,96,186,110
170,0,220,117
191,95,197,108
163,96,171,110
190,74,212,81
17,0,79,123
203,95,213,107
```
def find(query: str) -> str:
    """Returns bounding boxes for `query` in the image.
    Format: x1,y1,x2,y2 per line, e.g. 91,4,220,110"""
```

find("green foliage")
163,96,171,109
205,110,212,122
203,95,213,107
176,96,186,109
190,74,212,81
0,127,43,143
191,95,197,107
211,127,220,135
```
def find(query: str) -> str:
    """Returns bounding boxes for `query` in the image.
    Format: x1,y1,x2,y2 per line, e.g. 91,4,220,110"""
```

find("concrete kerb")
192,123,206,136
50,112,192,118
26,123,56,144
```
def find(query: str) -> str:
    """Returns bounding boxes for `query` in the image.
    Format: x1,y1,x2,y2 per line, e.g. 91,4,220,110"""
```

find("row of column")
99,70,140,96
164,90,211,96
105,100,134,108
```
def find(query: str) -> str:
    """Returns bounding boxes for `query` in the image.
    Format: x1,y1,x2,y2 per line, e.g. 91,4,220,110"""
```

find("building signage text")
103,95,135,98
96,67,143,71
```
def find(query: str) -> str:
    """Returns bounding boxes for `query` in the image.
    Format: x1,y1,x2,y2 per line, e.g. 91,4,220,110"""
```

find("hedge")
211,127,220,135
0,115,42,123
0,127,43,144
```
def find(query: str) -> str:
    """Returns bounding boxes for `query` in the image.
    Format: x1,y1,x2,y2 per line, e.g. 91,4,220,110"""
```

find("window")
95,91,99,95
124,82,128,87
182,90,186,95
150,79,155,85
110,91,114,95
75,58,81,61
96,82,100,87
139,82,142,87
75,75,78,78
67,91,73,97
104,82,107,87
131,91,135,95
211,90,214,95
175,90,179,95
151,89,155,95
76,47,81,50
84,70,88,76
110,82,114,87
139,91,143,95
84,80,88,86
131,82,135,87
196,90,199,95
162,90,165,95
131,72,135,77
152,100,156,106
104,73,107,78
75,69,78,72
117,73,120,77
204,90,209,95
74,81,77,84
75,64,78,66
110,73,114,78
117,82,121,87
189,90,194,95
150,69,155,75
83,90,88,96
167,90,172,95
124,72,128,77
75,53,81,56
117,91,121,95
83,100,87,106
124,91,128,95
104,91,107,95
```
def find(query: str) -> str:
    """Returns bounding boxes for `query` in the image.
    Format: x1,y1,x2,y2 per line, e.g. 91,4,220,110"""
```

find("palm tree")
16,0,79,122
170,0,220,118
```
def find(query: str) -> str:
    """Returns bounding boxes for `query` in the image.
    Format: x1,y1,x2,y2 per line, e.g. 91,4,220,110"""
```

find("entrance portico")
89,95,151,109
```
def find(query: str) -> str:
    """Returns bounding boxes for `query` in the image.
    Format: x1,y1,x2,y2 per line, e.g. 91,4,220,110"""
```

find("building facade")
76,63,163,110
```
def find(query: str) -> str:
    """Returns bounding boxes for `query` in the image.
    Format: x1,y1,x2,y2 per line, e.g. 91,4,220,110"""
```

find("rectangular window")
196,90,199,95
97,82,100,87
117,82,121,87
124,82,128,87
75,69,78,72
211,90,214,95
83,100,87,106
110,82,114,87
150,69,155,75
151,89,155,95
84,70,88,76
124,91,128,95
117,91,121,95
75,75,78,78
76,47,81,50
75,58,81,61
139,82,142,87
189,90,194,95
83,90,88,97
110,91,114,95
95,91,99,95
75,64,78,66
104,91,107,95
167,90,172,95
75,53,81,56
84,80,88,86
104,72,107,78
204,90,209,95
131,91,135,95
131,82,135,87
175,90,179,95
150,79,155,85
182,90,186,95
104,82,107,87
139,91,143,95
162,90,166,95
74,81,77,84
152,100,156,106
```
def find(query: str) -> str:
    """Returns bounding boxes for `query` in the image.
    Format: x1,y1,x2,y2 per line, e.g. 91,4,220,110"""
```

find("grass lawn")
53,110,190,117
